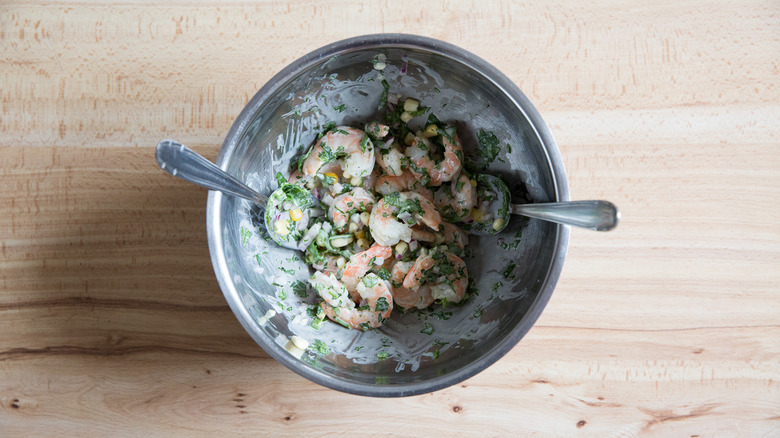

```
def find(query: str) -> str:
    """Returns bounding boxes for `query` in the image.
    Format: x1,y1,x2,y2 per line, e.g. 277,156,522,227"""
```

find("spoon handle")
511,200,620,231
155,139,267,205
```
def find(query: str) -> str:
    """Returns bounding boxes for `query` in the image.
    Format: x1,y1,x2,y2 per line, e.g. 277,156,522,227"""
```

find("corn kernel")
359,212,370,226
469,179,477,187
342,171,352,179
355,229,366,240
469,209,484,223
403,98,420,112
350,176,363,186
336,257,346,268
400,111,413,123
290,208,303,222
404,132,415,145
395,241,408,256
275,219,290,236
356,238,369,249
492,218,505,231
348,222,359,233
422,124,438,138
324,172,338,181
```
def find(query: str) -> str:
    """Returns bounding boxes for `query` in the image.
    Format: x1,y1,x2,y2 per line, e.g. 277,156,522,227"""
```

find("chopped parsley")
240,226,251,247
502,261,517,279
374,297,389,312
311,339,331,355
420,322,434,335
477,129,502,164
377,351,389,360
292,280,308,298
333,103,347,113
377,79,390,110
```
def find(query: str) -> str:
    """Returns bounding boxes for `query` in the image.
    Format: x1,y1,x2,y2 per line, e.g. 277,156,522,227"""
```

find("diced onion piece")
290,208,303,222
403,98,420,112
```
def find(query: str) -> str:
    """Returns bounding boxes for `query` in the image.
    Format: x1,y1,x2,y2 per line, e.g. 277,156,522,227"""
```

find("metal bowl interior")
207,34,569,397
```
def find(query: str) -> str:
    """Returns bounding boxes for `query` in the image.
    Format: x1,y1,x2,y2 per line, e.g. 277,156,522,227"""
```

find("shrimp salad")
267,97,480,331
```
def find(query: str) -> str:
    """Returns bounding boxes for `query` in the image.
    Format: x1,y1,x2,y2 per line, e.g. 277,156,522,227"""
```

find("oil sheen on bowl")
206,34,569,397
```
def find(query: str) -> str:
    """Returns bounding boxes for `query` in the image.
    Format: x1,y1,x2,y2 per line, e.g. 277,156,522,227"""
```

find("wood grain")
1,0,779,436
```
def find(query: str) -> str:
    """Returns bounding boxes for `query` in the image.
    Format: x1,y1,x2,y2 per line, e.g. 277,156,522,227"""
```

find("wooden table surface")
2,1,779,436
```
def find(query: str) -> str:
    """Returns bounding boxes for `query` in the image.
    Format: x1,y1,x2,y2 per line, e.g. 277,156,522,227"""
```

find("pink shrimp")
390,260,434,309
328,188,375,232
434,173,476,221
341,245,393,293
320,273,393,330
302,126,375,178
403,250,468,305
368,192,441,247
405,133,463,186
438,221,469,249
375,171,433,199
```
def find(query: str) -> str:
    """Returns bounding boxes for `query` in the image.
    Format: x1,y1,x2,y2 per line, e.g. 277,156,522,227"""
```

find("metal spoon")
155,139,319,248
467,174,619,234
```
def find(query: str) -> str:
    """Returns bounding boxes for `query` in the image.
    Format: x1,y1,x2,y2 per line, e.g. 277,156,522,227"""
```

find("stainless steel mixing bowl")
207,34,569,397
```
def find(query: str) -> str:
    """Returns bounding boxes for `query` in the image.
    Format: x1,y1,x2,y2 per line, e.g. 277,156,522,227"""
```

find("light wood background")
2,1,779,436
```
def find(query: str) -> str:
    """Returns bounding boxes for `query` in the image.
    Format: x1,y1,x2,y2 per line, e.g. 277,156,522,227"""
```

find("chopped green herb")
240,226,251,247
374,297,389,312
255,254,263,265
473,307,484,318
278,289,287,300
506,143,512,153
433,87,441,93
312,339,331,355
477,129,502,164
333,103,347,113
502,261,517,279
432,349,440,359
280,266,295,276
420,322,434,335
376,268,390,281
292,280,307,298
378,79,390,110
377,351,389,360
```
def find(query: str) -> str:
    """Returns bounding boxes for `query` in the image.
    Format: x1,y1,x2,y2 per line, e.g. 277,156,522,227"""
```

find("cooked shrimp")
406,133,463,186
329,188,375,232
341,245,393,292
375,171,432,199
438,221,468,249
365,122,390,139
434,173,476,221
403,250,468,304
320,273,393,330
390,260,434,309
368,192,441,247
376,144,406,177
309,271,352,309
302,126,375,178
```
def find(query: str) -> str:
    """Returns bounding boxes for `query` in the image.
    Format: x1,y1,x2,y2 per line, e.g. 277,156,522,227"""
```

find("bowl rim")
206,33,570,397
